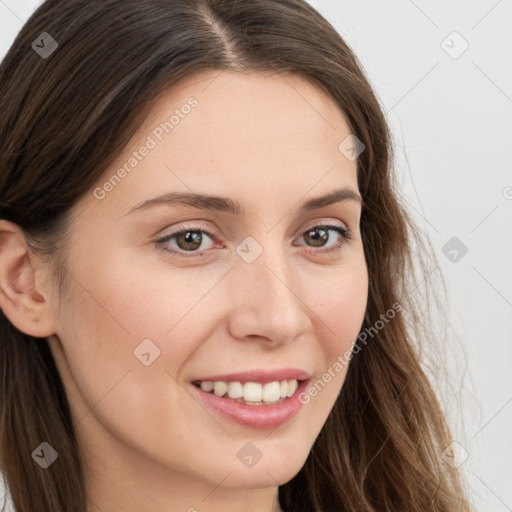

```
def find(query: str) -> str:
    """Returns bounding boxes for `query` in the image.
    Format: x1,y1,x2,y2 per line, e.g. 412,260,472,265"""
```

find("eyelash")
155,222,352,258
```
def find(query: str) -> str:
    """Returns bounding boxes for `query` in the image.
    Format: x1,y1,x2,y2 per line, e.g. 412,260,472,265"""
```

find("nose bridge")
226,237,309,343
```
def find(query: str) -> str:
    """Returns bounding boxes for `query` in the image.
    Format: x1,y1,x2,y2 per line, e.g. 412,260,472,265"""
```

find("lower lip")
189,380,310,429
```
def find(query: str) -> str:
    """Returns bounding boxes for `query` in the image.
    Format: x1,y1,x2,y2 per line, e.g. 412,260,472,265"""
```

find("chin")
213,439,312,489
219,459,305,489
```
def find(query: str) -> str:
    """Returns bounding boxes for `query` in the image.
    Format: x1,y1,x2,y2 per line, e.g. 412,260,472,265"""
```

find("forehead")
153,69,351,152
84,70,359,218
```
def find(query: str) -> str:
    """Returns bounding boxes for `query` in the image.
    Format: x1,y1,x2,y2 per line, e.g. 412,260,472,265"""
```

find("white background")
1,1,511,511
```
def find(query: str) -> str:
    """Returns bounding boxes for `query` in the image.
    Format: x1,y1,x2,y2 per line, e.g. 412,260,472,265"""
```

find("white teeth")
200,381,214,392
196,379,300,405
286,379,298,397
262,381,281,403
227,381,243,399
280,380,288,399
213,381,228,397
243,382,262,402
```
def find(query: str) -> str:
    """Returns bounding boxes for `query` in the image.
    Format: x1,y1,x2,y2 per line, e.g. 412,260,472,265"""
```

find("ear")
0,219,57,338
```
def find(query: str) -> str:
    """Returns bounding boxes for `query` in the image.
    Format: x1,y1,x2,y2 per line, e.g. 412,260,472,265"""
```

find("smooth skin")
0,70,368,512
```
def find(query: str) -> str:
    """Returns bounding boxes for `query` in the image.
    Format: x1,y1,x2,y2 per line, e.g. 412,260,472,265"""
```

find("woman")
0,0,473,511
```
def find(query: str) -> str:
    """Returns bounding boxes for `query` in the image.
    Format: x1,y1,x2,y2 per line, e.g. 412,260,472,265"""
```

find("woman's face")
46,70,368,507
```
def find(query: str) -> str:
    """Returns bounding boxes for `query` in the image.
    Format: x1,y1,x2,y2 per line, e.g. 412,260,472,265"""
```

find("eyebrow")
126,187,363,216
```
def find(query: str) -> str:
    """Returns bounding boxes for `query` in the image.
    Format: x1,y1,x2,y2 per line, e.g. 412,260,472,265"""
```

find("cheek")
63,244,219,345
315,260,368,352
54,250,231,423
92,252,230,341
301,260,368,408
53,255,212,455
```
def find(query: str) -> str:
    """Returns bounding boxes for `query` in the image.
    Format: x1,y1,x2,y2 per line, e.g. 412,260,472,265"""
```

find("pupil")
179,231,201,250
307,228,327,247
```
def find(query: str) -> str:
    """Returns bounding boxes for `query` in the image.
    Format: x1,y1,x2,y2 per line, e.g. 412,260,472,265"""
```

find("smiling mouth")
192,379,300,406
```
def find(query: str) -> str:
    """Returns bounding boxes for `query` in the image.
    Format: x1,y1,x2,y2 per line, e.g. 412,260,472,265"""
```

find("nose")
226,242,311,346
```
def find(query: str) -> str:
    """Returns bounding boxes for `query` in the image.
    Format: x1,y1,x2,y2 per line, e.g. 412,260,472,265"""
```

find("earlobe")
0,220,57,338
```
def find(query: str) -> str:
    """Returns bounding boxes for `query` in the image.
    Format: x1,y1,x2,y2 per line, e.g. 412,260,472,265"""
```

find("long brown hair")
0,0,473,510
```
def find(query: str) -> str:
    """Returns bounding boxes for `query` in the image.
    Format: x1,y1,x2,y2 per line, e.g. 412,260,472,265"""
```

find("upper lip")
191,368,312,384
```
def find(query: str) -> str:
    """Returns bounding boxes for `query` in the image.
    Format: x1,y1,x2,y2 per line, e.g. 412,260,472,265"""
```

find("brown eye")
297,224,351,252
157,225,217,256
303,227,330,247
175,230,203,251
156,222,351,259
